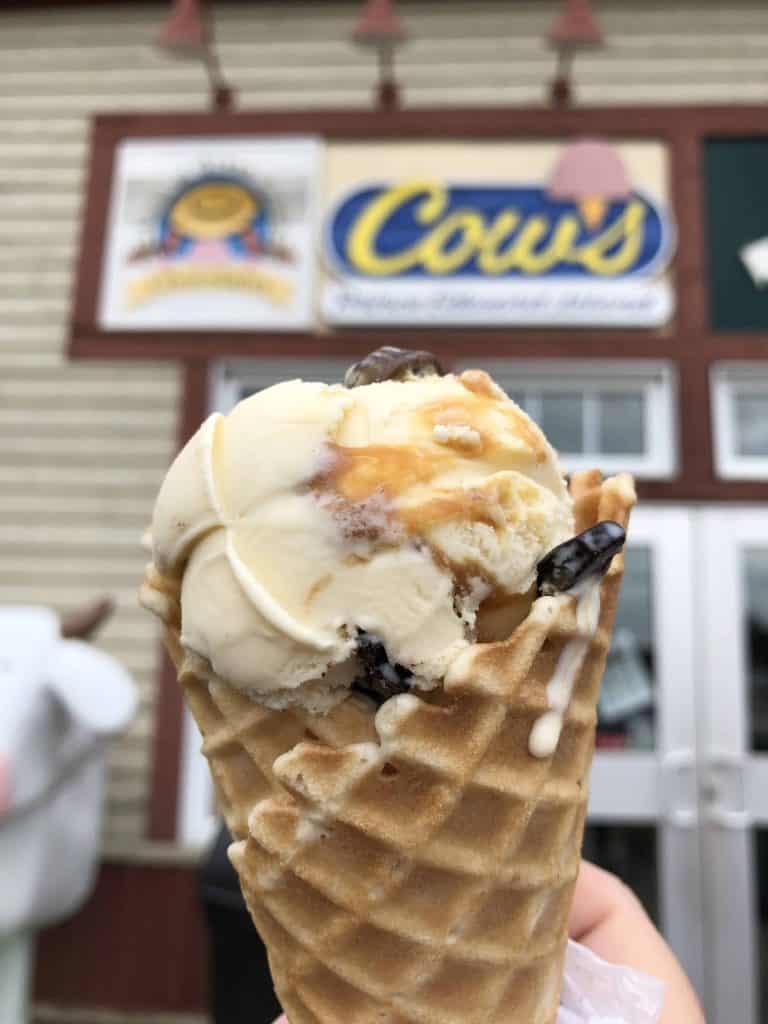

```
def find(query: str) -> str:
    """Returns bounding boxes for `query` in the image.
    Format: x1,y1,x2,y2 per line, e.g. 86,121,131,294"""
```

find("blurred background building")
2,1,768,1022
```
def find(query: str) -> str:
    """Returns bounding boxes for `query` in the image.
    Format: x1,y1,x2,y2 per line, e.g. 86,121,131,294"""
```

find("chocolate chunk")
537,521,626,596
344,347,445,388
351,630,412,705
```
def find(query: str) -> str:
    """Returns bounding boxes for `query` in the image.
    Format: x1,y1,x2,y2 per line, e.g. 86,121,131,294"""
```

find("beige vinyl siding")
0,0,766,861
1,2,767,112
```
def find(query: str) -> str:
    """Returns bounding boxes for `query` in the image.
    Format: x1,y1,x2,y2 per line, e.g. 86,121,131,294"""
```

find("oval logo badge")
327,180,671,280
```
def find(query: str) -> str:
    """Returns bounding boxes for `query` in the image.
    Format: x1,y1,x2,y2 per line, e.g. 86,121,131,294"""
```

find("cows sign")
323,140,674,327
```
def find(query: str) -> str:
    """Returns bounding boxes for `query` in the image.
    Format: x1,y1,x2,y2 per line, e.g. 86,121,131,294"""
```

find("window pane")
504,390,527,410
598,391,645,455
734,391,768,456
583,825,659,926
539,392,584,454
744,547,768,752
757,830,768,1019
598,546,656,751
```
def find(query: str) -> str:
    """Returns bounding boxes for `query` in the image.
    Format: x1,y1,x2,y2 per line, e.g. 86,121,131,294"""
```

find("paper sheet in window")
740,236,768,287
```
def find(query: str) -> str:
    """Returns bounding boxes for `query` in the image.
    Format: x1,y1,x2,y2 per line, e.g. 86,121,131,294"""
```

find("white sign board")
99,136,321,330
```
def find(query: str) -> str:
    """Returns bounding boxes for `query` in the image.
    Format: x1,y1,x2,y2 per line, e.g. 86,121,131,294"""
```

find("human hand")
272,860,705,1024
570,860,705,1023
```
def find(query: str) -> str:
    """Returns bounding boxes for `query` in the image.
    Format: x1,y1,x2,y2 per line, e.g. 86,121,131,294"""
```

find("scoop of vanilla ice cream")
148,369,573,709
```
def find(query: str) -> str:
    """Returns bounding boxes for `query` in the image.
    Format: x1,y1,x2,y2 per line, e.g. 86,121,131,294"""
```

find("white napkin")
558,940,665,1023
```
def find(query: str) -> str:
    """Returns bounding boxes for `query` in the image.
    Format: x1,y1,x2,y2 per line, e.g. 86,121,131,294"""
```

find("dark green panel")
705,138,768,330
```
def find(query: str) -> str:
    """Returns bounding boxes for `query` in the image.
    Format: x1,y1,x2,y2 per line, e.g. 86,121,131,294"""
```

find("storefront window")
598,547,656,751
465,360,676,479
712,364,768,479
734,392,768,457
212,359,351,413
540,392,585,453
599,392,645,455
745,548,768,753
219,361,676,481
757,830,768,1019
705,138,768,331
511,388,647,460
583,825,659,926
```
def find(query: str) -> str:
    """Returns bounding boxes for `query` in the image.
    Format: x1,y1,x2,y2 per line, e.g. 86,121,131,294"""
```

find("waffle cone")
142,470,635,1024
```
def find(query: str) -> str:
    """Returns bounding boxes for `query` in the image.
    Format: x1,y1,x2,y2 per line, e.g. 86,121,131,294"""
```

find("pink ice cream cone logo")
548,139,632,231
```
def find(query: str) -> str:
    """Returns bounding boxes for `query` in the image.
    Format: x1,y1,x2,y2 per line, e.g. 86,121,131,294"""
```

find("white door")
586,506,705,999
591,505,768,1022
698,509,768,1024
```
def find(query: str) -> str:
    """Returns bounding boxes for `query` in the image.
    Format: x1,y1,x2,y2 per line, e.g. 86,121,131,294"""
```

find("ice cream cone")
578,196,607,231
141,469,635,1024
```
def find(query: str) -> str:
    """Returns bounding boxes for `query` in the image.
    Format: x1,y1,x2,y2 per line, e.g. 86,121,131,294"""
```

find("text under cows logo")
125,173,295,309
323,140,675,327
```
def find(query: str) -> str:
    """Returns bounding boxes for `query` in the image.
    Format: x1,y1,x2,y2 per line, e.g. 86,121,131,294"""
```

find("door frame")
589,505,705,998
697,506,768,1024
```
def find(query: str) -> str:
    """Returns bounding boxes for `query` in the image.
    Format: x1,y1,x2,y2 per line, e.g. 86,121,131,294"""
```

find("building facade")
2,2,768,1021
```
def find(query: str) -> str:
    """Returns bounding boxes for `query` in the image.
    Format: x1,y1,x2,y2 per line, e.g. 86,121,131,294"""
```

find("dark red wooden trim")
83,105,768,141
669,127,707,334
148,362,210,842
638,480,768,502
179,361,211,445
70,119,118,355
69,103,768,360
147,652,185,841
70,327,768,364
34,863,208,1014
667,346,713,495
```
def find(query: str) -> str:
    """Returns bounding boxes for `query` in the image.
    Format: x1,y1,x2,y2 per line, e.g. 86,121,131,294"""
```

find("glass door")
699,509,768,1024
586,506,705,996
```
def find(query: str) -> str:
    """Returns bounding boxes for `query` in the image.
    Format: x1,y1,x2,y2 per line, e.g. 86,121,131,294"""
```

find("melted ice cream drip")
528,581,601,759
